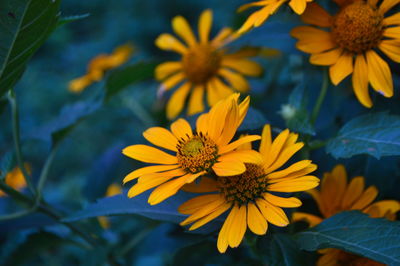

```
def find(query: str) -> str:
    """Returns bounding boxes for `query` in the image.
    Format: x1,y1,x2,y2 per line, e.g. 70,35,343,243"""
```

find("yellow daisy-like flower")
69,43,134,93
122,94,262,205
293,164,400,266
0,165,29,197
98,183,123,229
237,0,312,33
155,9,263,119
291,1,400,108
178,124,319,253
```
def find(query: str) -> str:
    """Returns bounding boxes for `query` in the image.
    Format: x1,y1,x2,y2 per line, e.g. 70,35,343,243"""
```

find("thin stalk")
117,226,155,257
36,144,59,200
310,69,329,125
0,209,34,221
7,90,36,195
0,182,98,249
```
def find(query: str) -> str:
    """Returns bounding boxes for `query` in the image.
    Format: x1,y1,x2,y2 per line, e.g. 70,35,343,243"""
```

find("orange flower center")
331,1,383,54
176,132,218,174
182,44,222,84
218,163,267,205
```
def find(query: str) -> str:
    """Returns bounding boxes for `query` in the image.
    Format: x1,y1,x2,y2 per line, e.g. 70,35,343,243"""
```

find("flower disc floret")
332,1,383,54
182,45,222,84
218,163,267,205
176,132,218,174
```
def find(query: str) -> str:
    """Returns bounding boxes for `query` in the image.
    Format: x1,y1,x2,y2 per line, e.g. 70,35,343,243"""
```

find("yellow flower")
178,125,319,253
69,43,134,93
291,1,400,108
155,9,263,119
237,0,312,33
293,164,400,266
98,184,123,229
0,165,29,197
123,94,262,205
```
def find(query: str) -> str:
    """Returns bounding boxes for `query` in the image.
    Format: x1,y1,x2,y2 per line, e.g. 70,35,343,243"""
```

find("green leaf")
64,191,192,224
284,84,315,135
0,151,14,180
326,112,400,159
296,211,400,265
28,97,102,146
57,13,90,27
105,61,157,101
259,234,315,266
0,0,61,97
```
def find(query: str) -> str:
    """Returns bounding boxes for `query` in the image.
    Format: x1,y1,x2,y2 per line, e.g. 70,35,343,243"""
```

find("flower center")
331,1,383,54
217,163,267,205
182,44,222,84
176,133,218,174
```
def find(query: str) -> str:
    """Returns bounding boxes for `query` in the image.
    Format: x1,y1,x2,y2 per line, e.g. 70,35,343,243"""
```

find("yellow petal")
289,0,307,14
364,200,400,217
256,199,289,227
259,124,272,155
247,203,268,235
341,176,364,209
206,82,222,106
208,78,234,101
170,118,193,140
310,48,342,66
379,40,400,63
155,33,188,54
148,173,194,205
122,145,177,164
383,13,400,26
366,50,393,97
379,0,400,14
198,9,213,43
352,54,372,108
172,16,197,47
217,206,237,253
161,72,186,91
221,58,262,77
300,3,332,27
68,75,93,93
264,143,304,174
267,160,314,179
218,135,261,154
218,68,250,92
167,82,191,120
155,61,182,80
351,185,378,210
212,27,234,47
296,39,336,54
189,202,231,230
123,164,179,183
212,159,246,176
143,127,178,151
292,212,323,227
218,150,263,165
329,52,353,85
228,205,247,248
187,85,205,116
268,176,320,192
264,193,302,207
263,129,290,168
180,196,227,225
179,194,222,214
291,26,331,41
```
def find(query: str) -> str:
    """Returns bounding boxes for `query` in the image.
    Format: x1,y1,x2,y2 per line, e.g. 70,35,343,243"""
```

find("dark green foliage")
296,211,400,265
0,0,61,97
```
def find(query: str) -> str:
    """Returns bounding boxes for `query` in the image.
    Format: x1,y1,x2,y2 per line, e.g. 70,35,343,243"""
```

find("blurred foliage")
0,0,399,265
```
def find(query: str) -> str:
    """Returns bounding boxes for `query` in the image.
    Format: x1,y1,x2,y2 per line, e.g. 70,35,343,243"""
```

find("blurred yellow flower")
155,9,262,119
293,164,400,265
98,183,123,229
69,43,134,93
122,94,261,205
179,125,319,253
0,165,29,197
237,0,312,33
291,1,400,107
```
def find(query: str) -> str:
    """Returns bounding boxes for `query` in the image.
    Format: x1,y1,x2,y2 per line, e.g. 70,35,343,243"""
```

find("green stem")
7,90,36,195
36,144,59,200
0,181,98,249
0,209,34,221
310,69,329,125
